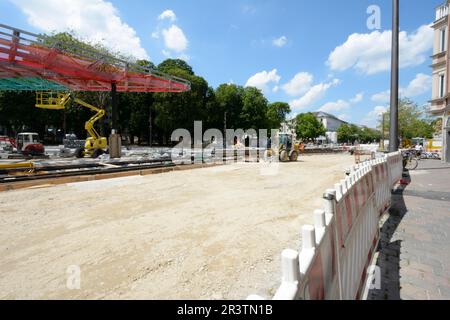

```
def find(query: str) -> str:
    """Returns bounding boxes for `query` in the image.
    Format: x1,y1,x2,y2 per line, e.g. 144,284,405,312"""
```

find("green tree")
380,98,435,140
337,124,366,144
337,124,352,143
157,59,194,75
359,127,381,143
267,102,291,130
295,112,326,141
136,59,156,70
214,84,245,130
240,87,269,130
153,59,209,144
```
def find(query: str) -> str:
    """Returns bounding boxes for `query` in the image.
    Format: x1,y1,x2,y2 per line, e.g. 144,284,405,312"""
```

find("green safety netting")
0,78,68,91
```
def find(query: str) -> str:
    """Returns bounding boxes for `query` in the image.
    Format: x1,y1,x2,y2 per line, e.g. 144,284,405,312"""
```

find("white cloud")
401,73,432,97
273,36,287,47
318,92,363,113
371,73,432,103
350,92,364,103
338,114,350,122
245,69,281,93
162,49,190,61
362,106,388,128
158,9,176,22
371,90,391,103
161,25,188,53
272,85,280,93
152,10,189,59
178,53,191,61
282,72,313,96
319,99,350,113
151,31,160,39
11,0,149,60
290,79,340,110
327,24,433,75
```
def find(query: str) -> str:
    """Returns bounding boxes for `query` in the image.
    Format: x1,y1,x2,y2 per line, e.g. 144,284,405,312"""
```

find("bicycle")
402,149,419,171
420,151,441,160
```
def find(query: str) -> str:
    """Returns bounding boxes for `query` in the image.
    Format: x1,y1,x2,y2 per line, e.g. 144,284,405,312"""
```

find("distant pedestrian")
299,141,305,154
414,143,424,157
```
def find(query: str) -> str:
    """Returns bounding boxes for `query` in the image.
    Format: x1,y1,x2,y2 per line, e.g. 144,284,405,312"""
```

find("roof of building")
312,111,348,123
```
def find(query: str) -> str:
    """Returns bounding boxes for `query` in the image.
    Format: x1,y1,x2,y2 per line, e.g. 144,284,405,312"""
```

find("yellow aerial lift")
35,92,108,158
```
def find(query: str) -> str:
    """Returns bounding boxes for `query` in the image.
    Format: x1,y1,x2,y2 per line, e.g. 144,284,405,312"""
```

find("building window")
439,74,446,98
441,28,447,52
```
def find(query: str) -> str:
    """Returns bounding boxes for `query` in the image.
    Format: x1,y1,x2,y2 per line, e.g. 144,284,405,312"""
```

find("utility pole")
389,0,400,152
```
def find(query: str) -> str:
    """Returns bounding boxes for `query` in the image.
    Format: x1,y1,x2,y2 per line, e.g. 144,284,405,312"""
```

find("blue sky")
0,0,443,127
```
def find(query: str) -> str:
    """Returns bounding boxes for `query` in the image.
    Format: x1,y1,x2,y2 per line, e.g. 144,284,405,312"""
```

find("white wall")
326,131,338,144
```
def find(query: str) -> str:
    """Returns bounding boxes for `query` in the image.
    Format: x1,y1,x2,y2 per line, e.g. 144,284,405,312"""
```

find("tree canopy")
337,124,380,144
380,99,435,140
267,102,291,130
295,113,326,141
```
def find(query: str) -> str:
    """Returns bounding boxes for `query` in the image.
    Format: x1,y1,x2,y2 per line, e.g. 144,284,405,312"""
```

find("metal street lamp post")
389,0,400,152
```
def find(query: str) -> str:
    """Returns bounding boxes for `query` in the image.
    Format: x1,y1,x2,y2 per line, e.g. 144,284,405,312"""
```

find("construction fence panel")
387,151,403,187
248,152,402,301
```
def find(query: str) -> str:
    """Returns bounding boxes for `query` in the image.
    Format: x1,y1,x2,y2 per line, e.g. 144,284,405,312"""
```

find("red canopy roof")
0,24,190,93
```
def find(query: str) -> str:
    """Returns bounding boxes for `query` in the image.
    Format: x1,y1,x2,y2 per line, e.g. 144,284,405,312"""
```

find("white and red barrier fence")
248,151,403,300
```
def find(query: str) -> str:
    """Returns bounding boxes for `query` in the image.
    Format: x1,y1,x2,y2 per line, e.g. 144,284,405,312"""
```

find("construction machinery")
35,92,107,158
1,133,45,158
16,132,45,156
265,133,302,162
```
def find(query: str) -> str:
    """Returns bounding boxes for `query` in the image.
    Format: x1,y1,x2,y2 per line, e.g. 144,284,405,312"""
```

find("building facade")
280,112,348,144
431,2,450,162
314,112,348,144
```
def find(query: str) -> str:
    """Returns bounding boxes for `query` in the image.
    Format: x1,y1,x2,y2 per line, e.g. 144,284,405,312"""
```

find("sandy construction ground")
0,154,354,299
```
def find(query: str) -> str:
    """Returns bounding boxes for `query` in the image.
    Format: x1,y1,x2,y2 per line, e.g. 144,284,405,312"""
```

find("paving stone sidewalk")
367,160,450,300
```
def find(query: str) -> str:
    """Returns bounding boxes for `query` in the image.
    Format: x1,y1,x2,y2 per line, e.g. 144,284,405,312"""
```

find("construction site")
0,154,355,299
0,23,372,299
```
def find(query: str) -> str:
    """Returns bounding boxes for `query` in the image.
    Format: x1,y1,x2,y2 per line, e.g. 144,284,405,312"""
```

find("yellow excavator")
35,92,108,158
264,133,302,162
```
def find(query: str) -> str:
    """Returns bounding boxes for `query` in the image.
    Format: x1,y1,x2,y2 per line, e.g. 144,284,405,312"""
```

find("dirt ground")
0,154,355,300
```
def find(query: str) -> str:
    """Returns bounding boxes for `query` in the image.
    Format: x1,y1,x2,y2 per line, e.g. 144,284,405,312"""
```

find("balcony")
436,3,449,22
